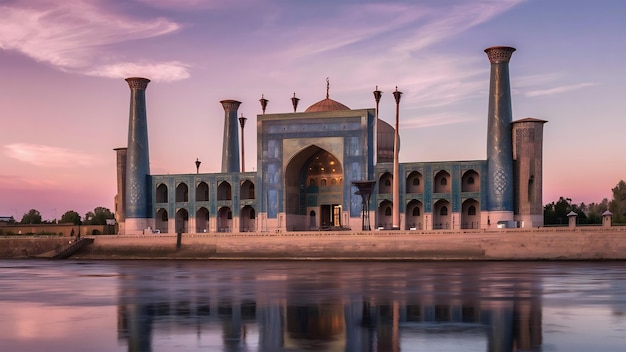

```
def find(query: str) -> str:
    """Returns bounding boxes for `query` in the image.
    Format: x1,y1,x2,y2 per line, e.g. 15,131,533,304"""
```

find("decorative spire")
291,92,300,113
326,77,330,99
373,85,382,105
259,94,268,114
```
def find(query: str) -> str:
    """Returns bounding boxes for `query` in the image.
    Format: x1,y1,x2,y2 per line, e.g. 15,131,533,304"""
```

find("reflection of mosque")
116,264,542,351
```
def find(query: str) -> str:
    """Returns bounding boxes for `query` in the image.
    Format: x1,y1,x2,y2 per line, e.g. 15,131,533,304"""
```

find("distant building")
114,46,546,235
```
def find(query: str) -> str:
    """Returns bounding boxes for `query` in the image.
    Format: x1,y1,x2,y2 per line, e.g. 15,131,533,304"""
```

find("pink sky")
1,0,625,221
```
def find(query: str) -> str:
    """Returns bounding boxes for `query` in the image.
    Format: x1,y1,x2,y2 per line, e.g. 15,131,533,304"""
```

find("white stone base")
483,211,515,229
124,218,155,235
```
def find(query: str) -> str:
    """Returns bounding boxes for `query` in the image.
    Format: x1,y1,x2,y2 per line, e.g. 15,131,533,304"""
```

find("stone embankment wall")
2,227,625,260
75,227,626,260
0,237,71,258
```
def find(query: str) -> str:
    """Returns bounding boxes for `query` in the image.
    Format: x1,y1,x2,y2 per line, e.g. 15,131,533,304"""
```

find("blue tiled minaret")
125,77,151,233
485,46,515,218
220,100,241,173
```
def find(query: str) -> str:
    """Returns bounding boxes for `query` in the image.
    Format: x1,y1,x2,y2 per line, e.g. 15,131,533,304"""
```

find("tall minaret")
484,46,516,225
220,100,241,173
124,77,152,234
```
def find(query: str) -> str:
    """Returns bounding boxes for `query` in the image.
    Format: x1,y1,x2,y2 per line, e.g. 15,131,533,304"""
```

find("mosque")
114,46,547,235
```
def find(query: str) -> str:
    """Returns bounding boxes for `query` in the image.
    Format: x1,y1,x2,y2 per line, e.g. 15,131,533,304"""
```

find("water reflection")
2,261,624,351
115,262,543,351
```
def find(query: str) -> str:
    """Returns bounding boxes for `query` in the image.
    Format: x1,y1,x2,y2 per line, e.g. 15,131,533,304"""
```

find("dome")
377,119,396,163
304,98,350,113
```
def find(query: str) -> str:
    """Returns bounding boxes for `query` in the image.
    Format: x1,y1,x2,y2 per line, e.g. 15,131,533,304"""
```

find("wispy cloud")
0,0,188,81
525,82,597,97
3,143,98,168
87,61,190,81
402,113,474,129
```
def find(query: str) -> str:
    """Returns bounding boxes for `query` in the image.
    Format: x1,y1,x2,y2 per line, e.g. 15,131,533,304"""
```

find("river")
0,260,625,351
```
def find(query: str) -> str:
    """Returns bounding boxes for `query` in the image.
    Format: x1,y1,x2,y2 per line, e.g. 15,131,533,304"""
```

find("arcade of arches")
153,180,256,233
377,170,481,230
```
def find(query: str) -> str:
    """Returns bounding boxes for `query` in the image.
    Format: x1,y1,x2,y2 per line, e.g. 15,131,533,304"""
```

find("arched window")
412,207,420,216
468,177,475,185
321,179,327,186
331,178,337,185
468,205,476,216
440,206,448,216
309,179,316,186
385,179,391,187
413,178,420,186
440,178,447,186
385,207,392,216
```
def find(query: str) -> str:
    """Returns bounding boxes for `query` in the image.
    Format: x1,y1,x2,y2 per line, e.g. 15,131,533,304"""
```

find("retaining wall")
2,227,625,260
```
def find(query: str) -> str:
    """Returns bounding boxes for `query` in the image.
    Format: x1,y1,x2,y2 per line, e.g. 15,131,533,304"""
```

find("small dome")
304,98,350,113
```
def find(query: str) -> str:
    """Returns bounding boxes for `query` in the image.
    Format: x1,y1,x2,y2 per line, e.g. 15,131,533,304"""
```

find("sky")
1,0,625,221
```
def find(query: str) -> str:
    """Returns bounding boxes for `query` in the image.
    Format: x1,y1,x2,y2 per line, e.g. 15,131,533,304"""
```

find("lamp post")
238,114,247,172
195,158,201,174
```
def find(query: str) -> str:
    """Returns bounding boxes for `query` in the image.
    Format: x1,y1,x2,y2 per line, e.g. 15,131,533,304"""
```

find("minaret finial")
326,77,330,99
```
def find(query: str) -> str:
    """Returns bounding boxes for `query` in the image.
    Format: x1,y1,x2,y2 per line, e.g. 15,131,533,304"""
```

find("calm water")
0,260,625,352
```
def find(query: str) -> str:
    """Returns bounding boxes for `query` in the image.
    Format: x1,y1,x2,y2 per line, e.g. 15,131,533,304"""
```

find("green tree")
587,198,609,224
609,180,626,223
59,210,82,225
544,197,574,225
84,207,114,225
20,209,42,224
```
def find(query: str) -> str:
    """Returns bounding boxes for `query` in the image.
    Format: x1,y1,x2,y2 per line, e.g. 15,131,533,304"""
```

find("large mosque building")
114,46,547,235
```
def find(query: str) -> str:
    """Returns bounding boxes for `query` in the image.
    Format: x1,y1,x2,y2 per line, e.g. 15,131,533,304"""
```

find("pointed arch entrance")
284,145,343,231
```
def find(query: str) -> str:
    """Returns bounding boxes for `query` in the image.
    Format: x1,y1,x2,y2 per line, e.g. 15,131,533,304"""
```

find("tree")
544,197,572,225
59,210,82,225
20,209,42,224
84,207,115,225
587,199,609,224
609,180,626,223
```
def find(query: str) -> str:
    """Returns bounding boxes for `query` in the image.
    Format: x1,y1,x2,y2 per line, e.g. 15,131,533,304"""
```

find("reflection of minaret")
124,77,152,234
220,100,242,173
485,46,516,225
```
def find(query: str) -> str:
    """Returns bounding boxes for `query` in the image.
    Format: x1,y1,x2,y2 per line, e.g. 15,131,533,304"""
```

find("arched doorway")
196,182,209,201
462,170,480,192
406,171,423,194
284,145,343,231
240,180,255,200
378,172,393,194
196,207,209,233
156,184,168,203
405,199,423,230
175,208,189,233
434,170,451,193
176,183,189,202
155,208,168,233
217,181,232,201
240,205,256,232
218,207,232,232
461,199,480,229
377,199,393,229
433,199,451,230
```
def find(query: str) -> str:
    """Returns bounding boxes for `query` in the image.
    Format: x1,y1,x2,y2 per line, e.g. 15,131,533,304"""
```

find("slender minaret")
392,87,402,230
124,77,152,234
220,100,241,173
485,46,516,225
